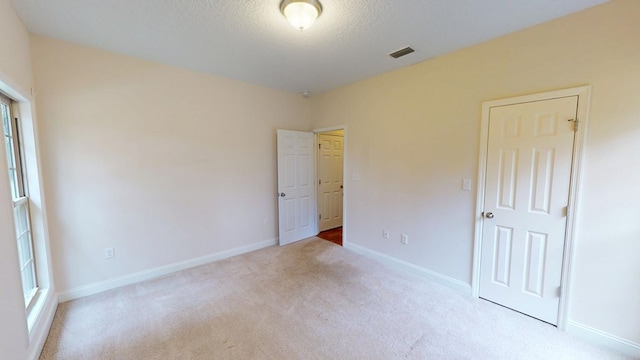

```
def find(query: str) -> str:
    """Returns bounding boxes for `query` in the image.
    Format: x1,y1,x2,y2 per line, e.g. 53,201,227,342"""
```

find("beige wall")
0,0,32,96
311,0,639,345
31,36,312,293
0,0,41,359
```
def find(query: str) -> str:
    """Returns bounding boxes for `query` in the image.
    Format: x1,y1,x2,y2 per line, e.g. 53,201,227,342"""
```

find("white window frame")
1,92,39,309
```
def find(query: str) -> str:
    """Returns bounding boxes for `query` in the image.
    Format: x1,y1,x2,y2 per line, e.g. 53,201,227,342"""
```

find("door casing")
472,86,591,331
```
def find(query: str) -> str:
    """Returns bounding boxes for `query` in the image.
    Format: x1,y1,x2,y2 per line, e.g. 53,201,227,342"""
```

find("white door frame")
313,125,347,243
471,86,591,331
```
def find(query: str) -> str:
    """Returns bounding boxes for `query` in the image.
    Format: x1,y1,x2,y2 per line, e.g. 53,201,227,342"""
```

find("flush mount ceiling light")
280,0,323,31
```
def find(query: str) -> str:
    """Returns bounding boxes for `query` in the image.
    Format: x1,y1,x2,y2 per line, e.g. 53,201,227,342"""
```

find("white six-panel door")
479,96,578,324
317,134,344,232
277,130,317,246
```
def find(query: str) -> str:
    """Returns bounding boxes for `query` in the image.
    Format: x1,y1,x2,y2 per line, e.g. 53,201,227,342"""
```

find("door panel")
317,134,343,231
479,96,577,325
277,130,317,246
524,231,547,296
492,226,513,286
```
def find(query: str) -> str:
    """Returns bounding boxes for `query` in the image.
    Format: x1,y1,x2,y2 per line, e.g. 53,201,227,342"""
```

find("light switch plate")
462,179,472,191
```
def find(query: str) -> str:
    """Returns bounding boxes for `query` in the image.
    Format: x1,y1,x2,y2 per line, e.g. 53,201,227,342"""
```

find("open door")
317,132,344,232
277,130,317,246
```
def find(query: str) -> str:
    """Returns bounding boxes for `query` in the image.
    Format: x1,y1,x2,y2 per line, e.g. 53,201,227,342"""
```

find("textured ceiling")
12,0,608,94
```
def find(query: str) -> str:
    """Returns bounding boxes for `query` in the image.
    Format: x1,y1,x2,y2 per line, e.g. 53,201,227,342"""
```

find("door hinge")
318,143,322,149
319,179,321,185
564,206,569,217
319,214,321,220
568,118,578,132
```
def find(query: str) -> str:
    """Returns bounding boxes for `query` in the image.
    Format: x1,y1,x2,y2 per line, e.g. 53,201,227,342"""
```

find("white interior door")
317,134,343,232
277,130,317,246
479,96,577,325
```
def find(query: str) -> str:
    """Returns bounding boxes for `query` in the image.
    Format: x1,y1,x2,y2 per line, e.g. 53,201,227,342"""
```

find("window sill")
27,288,50,335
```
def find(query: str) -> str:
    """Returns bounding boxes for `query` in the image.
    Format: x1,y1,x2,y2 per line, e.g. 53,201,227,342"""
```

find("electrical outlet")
104,247,115,259
383,229,390,239
401,234,409,245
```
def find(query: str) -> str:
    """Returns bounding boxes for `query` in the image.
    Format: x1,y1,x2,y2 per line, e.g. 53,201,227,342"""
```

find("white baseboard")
58,239,277,302
344,241,471,294
28,289,58,360
567,320,640,358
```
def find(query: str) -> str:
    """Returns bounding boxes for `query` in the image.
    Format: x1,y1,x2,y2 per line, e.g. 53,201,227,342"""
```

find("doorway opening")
315,127,345,246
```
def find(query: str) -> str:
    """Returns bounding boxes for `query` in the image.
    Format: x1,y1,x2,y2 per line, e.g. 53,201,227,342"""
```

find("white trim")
567,321,640,358
471,85,591,330
345,242,471,294
313,125,346,134
57,239,277,302
27,289,58,360
0,71,31,104
557,86,591,331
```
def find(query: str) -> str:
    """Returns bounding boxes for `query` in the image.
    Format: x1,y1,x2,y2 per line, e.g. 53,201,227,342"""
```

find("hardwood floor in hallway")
317,227,342,246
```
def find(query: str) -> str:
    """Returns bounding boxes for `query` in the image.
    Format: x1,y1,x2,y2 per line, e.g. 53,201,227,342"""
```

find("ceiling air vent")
389,46,415,59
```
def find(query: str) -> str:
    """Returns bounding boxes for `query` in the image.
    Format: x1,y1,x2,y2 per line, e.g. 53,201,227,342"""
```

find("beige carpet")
40,238,629,360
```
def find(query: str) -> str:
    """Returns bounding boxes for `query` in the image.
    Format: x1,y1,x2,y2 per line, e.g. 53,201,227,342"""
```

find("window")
1,92,38,308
